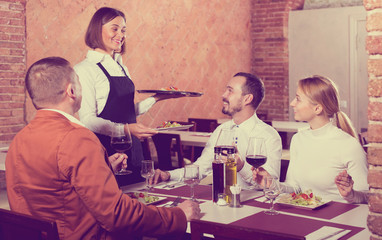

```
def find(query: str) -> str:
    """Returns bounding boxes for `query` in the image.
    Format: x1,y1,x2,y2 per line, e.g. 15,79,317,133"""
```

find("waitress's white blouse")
74,50,155,136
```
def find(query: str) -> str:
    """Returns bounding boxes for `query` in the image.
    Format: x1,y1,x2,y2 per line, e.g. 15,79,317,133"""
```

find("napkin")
305,226,351,240
230,184,242,194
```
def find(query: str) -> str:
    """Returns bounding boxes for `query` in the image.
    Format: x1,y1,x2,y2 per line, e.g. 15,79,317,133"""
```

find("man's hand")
108,153,127,173
335,170,354,198
251,166,271,188
125,123,158,140
151,169,171,185
177,200,201,221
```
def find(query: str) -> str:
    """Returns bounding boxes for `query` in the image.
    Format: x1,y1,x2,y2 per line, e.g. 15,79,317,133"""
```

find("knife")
169,196,182,207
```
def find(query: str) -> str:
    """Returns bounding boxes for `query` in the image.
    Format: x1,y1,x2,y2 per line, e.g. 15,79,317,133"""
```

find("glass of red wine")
246,137,267,169
110,123,133,175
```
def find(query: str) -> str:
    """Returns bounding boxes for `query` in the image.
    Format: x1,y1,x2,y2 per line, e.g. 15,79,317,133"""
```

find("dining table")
122,181,370,239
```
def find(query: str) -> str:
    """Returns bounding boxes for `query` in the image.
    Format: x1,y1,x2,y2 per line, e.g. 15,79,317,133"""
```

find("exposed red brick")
367,12,382,32
369,169,382,188
369,78,382,97
364,0,382,10
369,193,382,213
368,59,382,77
368,125,382,142
368,214,382,236
369,102,382,121
368,147,382,166
366,36,382,55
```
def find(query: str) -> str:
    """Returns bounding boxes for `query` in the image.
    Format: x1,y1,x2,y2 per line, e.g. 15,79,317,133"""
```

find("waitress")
75,7,165,184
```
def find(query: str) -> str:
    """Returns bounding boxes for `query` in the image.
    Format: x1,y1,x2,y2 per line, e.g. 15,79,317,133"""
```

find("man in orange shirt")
6,57,200,239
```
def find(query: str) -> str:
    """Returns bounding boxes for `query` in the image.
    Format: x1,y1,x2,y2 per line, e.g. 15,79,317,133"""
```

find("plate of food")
276,190,330,210
126,192,166,205
137,87,203,97
155,121,194,131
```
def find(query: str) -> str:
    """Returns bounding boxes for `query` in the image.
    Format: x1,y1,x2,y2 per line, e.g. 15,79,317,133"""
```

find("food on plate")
160,86,180,91
278,189,324,207
127,192,160,204
158,121,182,128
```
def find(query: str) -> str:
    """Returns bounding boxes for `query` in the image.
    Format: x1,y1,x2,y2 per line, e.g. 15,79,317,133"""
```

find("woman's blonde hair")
298,75,358,139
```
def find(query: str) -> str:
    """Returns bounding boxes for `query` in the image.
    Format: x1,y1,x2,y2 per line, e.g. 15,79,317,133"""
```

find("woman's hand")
335,170,354,198
108,153,127,173
125,123,158,140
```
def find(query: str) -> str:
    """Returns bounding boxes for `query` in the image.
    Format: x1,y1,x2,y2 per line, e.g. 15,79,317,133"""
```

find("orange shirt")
6,110,186,239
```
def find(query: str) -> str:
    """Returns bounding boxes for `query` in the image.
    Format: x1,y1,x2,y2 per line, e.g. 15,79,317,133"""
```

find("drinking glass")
215,128,236,149
110,123,132,175
141,160,155,192
263,176,281,215
246,137,267,169
183,164,200,202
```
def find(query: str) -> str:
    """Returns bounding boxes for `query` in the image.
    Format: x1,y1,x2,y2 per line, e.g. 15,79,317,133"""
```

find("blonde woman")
253,75,368,203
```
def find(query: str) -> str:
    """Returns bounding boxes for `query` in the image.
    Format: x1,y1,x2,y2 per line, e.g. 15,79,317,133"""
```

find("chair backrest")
151,133,184,170
0,208,59,240
191,219,305,240
188,118,218,133
280,159,290,182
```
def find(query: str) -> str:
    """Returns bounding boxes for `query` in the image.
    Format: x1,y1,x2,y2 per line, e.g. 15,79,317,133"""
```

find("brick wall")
365,0,382,238
250,0,304,120
0,0,26,144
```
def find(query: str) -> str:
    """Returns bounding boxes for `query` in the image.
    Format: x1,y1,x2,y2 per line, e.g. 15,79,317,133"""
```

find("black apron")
95,62,144,175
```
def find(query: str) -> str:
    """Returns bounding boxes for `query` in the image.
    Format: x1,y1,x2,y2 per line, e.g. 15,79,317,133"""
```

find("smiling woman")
74,7,161,185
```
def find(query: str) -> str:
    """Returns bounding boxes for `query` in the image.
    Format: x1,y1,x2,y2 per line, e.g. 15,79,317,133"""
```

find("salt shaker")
229,184,242,208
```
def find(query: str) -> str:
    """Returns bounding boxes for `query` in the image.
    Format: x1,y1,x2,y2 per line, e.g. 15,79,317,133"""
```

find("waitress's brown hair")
298,75,358,140
85,7,126,54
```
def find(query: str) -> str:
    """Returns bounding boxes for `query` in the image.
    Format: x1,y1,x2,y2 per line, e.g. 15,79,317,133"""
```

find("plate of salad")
276,190,330,210
126,192,166,205
155,121,194,131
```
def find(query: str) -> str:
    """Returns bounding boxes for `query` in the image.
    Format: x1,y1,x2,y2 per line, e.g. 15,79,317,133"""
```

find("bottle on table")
212,146,225,203
224,146,237,203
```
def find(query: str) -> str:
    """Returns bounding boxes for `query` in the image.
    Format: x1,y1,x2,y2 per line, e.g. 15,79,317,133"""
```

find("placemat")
145,185,212,201
230,211,364,239
242,197,358,220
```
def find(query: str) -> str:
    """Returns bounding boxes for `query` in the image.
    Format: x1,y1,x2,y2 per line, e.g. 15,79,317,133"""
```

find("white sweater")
283,122,368,203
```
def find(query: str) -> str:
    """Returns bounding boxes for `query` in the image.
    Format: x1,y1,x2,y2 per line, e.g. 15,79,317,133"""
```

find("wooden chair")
358,131,368,152
0,208,59,240
188,118,218,133
152,133,185,170
190,219,305,240
188,118,218,161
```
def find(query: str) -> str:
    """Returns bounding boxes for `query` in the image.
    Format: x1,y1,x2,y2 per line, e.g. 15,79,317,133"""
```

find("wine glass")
215,128,236,158
215,128,236,148
183,164,200,202
263,176,281,215
110,123,132,175
141,160,155,192
246,137,267,169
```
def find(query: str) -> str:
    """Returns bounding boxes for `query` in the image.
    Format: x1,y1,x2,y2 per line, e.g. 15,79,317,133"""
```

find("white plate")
155,124,194,131
126,192,167,205
139,196,167,205
276,193,330,210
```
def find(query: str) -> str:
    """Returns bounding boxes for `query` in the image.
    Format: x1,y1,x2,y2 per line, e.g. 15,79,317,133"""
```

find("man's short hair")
234,72,265,110
25,57,74,109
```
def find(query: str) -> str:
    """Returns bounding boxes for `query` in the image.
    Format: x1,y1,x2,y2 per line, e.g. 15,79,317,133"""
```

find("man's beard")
222,101,242,116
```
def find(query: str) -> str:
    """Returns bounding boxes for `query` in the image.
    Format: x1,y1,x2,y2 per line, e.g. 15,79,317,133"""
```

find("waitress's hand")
126,123,158,140
109,153,127,173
